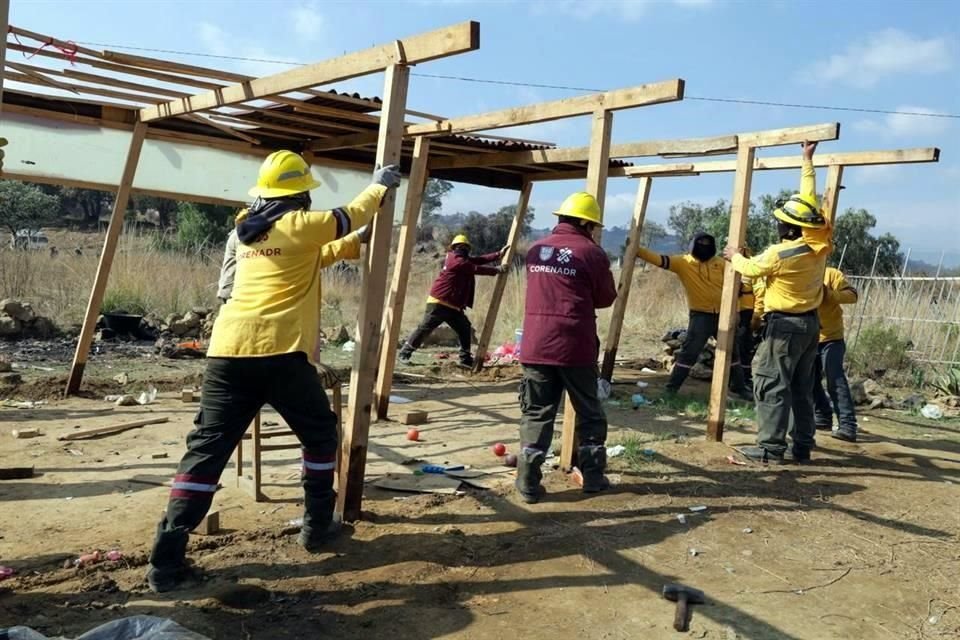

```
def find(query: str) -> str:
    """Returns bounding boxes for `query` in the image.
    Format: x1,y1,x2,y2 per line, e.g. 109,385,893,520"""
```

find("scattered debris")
0,566,15,581
636,381,649,388
389,395,412,404
1,399,46,409
504,453,517,468
11,427,41,439
726,455,748,466
341,340,356,352
631,394,648,409
181,388,197,403
607,444,626,458
688,548,699,557
196,511,220,535
113,372,129,385
372,473,463,495
742,528,753,534
406,428,421,441
402,410,429,425
105,386,157,407
689,505,708,512
492,442,507,456
677,514,687,524
920,404,944,419
58,416,170,441
151,452,169,459
640,367,656,374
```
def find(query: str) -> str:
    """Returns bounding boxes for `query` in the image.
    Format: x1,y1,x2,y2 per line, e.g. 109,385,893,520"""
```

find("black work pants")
149,353,339,570
400,303,473,363
667,311,747,393
519,364,607,454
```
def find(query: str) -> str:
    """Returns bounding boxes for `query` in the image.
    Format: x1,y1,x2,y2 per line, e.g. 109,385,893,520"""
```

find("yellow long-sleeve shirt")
730,159,828,314
637,247,725,313
739,276,755,312
818,267,858,343
208,184,385,361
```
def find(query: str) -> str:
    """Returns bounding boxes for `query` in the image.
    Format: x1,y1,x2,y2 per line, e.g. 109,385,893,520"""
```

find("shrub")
101,288,149,316
848,325,912,378
931,367,960,397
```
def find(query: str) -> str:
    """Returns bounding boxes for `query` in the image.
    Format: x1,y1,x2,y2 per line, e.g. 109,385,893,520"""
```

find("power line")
71,40,960,120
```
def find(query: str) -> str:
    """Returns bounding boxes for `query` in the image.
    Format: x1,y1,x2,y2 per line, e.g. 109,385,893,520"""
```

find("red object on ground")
492,442,507,457
504,453,518,468
406,428,420,442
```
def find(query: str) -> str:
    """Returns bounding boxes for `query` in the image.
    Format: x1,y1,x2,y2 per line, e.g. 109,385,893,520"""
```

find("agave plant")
930,367,960,397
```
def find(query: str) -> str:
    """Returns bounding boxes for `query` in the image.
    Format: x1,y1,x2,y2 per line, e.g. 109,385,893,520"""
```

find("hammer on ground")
663,583,706,632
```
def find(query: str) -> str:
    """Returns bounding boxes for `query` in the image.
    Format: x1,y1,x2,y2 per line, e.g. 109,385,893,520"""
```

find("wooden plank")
374,137,431,419
0,0,9,119
525,166,631,182
3,71,165,105
706,145,756,441
821,165,845,225
428,134,735,170
625,148,940,176
308,131,381,152
184,114,263,145
4,61,81,94
336,64,410,523
61,68,192,98
65,122,147,396
140,22,478,121
472,181,533,372
0,466,35,480
407,79,684,137
560,109,613,472
600,177,653,380
738,123,839,147
58,416,169,441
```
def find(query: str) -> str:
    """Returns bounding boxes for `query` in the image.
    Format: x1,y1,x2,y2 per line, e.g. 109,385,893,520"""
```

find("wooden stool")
235,364,344,502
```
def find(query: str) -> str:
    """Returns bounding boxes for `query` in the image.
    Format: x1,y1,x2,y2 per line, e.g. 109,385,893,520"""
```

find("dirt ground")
1,360,959,639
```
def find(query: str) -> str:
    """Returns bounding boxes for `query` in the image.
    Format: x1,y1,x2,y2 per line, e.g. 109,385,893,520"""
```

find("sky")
6,0,960,265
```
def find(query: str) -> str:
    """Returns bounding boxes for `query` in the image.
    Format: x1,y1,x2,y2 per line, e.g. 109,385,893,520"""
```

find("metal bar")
850,246,882,351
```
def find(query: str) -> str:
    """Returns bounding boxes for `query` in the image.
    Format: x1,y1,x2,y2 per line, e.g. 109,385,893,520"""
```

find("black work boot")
515,448,546,504
579,445,611,494
147,527,190,593
831,430,857,443
736,445,787,465
299,491,340,553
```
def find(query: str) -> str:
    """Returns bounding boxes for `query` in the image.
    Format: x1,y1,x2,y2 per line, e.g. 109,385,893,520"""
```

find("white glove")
372,164,402,189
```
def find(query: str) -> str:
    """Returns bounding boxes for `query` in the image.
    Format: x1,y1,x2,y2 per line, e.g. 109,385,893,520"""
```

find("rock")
863,378,881,397
665,339,683,350
868,396,888,411
98,328,116,341
900,394,925,411
1,299,34,323
165,313,180,327
181,311,202,329
26,316,57,339
0,372,23,385
326,325,351,345
690,363,713,381
0,315,21,337
168,319,191,336
191,306,212,318
0,359,12,373
942,395,960,408
663,344,676,355
849,380,869,405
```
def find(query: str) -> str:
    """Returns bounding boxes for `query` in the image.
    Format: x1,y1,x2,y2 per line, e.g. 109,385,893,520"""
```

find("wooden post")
374,136,431,419
560,109,613,472
65,123,147,395
821,164,844,225
706,144,756,440
1,0,9,118
336,64,409,522
472,181,533,372
600,177,653,380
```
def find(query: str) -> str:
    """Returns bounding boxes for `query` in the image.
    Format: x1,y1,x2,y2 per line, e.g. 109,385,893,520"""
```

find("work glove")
496,264,510,274
356,225,372,244
498,245,510,258
372,164,402,189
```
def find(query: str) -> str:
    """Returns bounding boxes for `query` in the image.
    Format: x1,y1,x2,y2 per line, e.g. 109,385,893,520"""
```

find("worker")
146,151,401,592
516,192,617,503
637,234,752,400
722,141,832,464
814,267,860,442
398,234,507,368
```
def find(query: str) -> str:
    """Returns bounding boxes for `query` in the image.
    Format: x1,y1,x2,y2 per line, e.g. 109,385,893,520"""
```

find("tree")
50,186,112,227
832,208,904,276
133,194,178,228
0,180,61,238
175,202,232,250
639,220,668,248
421,178,454,223
458,204,536,255
668,196,780,255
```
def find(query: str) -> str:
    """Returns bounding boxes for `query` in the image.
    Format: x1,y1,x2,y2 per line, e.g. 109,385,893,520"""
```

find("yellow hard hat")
248,150,322,198
450,234,471,248
554,191,603,226
773,193,826,229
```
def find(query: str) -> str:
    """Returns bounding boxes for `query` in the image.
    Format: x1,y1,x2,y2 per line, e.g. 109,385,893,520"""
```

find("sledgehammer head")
663,583,705,604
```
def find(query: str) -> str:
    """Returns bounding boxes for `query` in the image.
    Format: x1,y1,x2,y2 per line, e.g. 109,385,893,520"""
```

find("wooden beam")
140,22,478,121
737,123,839,148
336,64,410,523
4,61,80,94
374,136,432,419
65,123,147,395
308,131,380,152
525,166,631,182
821,165,844,226
472,181,533,372
706,145,756,440
428,133,735,170
625,147,940,176
600,177,652,380
4,70,164,105
61,68,192,98
407,79,684,137
559,109,613,472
